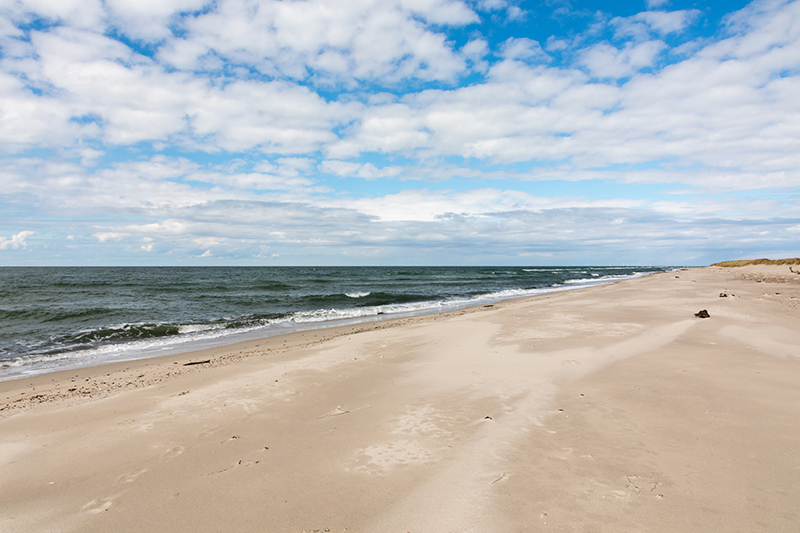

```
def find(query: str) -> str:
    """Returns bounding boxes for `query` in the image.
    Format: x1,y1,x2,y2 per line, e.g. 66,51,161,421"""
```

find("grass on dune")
711,258,800,267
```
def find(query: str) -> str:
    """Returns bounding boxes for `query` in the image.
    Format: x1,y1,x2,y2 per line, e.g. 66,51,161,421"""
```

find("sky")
0,0,799,266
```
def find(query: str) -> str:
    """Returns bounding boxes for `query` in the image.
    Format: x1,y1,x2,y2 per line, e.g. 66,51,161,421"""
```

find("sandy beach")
2,265,799,532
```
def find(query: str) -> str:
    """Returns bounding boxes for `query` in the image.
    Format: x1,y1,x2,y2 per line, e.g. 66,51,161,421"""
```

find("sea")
0,266,671,381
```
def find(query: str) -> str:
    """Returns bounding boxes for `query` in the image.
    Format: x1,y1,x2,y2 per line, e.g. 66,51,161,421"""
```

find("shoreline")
2,265,799,532
0,268,666,387
0,276,633,414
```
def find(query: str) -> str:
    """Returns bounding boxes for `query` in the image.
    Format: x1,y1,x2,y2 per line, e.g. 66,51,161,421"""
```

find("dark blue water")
0,266,669,380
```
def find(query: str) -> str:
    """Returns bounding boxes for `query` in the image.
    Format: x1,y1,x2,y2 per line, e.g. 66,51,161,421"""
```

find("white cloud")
475,0,507,11
462,38,489,72
319,160,404,180
645,0,670,8
321,0,800,190
637,10,700,35
276,157,315,172
93,231,129,242
188,170,315,191
613,10,700,40
105,0,210,40
323,188,643,222
0,25,357,153
5,0,796,190
0,230,35,249
500,38,549,62
98,156,200,181
328,63,597,161
157,0,477,84
508,5,525,20
1,0,105,29
578,40,666,78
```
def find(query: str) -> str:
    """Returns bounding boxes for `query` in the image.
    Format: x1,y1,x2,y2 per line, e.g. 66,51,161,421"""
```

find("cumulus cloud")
105,0,210,41
319,160,404,180
325,0,800,191
1,25,356,152
461,38,489,72
612,9,700,40
0,230,35,249
93,232,130,242
5,0,799,185
156,0,478,84
499,38,549,62
1,0,105,29
578,40,666,78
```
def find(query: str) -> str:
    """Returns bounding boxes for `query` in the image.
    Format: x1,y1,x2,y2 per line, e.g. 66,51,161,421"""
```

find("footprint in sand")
161,445,184,460
118,469,146,484
82,492,125,514
317,405,350,419
199,426,225,438
83,499,113,514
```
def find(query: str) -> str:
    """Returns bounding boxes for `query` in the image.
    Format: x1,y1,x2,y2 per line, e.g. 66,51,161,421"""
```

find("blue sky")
1,0,798,266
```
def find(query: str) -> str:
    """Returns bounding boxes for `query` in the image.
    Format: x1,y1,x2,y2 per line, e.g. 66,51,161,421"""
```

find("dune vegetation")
712,258,800,267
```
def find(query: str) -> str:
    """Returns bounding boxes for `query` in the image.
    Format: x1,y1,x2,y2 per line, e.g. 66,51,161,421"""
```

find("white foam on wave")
561,272,644,285
345,292,370,298
179,324,224,334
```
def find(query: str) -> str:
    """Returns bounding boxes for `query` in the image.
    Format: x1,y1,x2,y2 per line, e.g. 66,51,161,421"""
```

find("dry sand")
1,265,799,532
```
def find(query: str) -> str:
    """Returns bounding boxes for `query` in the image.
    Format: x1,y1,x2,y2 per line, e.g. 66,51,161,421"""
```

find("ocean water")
0,266,669,380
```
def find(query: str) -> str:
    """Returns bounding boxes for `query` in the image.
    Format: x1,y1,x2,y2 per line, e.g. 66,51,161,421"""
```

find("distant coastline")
711,257,800,267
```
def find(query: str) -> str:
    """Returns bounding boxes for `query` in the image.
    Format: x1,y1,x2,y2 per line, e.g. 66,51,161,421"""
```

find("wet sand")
2,265,799,532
